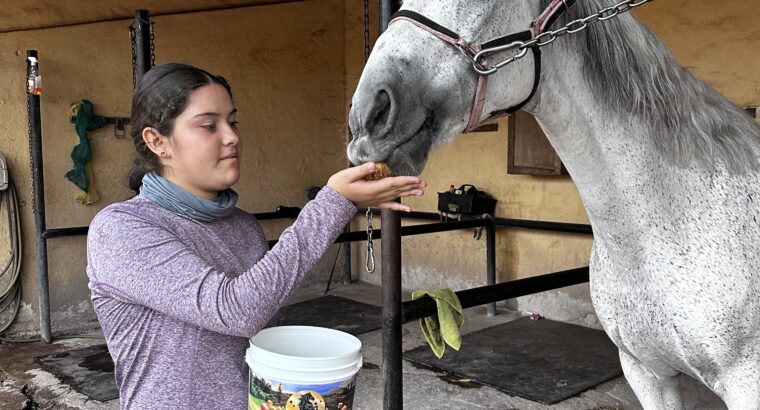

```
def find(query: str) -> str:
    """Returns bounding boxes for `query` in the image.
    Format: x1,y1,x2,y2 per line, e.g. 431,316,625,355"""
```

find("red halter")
388,0,576,132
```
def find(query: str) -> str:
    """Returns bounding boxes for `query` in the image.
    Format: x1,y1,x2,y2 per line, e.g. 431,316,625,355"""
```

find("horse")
346,0,760,408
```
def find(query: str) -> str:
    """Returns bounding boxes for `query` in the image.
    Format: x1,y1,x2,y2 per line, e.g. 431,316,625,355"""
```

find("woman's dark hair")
127,62,233,192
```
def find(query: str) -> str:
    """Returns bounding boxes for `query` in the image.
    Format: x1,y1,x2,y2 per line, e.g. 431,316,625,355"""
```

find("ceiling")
0,0,302,33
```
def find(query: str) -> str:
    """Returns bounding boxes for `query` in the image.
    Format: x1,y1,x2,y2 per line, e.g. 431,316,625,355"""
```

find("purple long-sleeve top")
86,187,356,409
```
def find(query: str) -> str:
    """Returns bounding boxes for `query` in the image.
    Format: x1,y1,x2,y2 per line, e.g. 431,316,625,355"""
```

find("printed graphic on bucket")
248,372,357,410
246,326,362,410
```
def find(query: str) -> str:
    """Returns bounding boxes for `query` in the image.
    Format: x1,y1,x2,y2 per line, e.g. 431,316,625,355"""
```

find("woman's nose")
223,125,239,146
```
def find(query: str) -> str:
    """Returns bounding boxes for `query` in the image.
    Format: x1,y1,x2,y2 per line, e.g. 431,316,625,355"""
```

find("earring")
160,151,167,158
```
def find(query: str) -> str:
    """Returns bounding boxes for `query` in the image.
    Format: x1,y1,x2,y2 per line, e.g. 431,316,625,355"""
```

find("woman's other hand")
326,163,426,212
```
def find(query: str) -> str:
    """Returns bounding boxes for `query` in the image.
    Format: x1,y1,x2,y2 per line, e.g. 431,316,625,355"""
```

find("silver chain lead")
26,76,35,212
365,208,376,273
129,25,136,88
149,21,156,68
472,0,654,75
363,1,374,273
129,17,156,88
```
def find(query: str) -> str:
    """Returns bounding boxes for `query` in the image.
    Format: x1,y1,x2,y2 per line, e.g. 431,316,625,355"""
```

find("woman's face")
160,83,241,199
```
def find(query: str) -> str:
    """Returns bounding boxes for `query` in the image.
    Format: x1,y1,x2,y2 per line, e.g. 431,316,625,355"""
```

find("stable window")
507,111,566,176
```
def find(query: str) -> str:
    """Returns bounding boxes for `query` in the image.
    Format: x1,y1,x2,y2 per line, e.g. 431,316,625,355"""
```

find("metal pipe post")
486,223,497,316
381,209,402,409
133,10,152,83
379,2,404,407
27,50,51,343
380,0,393,32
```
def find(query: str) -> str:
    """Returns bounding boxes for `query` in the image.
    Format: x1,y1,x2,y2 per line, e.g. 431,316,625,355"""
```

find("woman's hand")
326,163,427,212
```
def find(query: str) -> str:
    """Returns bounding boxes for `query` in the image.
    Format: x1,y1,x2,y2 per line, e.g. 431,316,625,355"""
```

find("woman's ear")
142,127,169,159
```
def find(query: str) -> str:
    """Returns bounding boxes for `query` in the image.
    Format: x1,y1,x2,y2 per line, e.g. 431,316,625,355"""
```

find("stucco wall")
347,0,760,328
0,0,348,338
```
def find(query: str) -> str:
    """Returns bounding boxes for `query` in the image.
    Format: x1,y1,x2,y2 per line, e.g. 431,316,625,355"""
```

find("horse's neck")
524,44,676,241
489,13,760,253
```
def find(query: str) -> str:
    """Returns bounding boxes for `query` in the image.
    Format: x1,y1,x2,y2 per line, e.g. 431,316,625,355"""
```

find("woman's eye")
229,121,239,128
202,124,216,131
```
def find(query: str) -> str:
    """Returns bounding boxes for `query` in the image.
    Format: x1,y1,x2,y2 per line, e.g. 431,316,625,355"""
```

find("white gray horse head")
347,0,759,176
347,1,545,176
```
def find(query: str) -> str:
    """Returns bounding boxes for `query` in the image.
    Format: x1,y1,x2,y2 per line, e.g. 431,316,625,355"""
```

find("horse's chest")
591,267,670,347
588,242,702,370
592,282,690,381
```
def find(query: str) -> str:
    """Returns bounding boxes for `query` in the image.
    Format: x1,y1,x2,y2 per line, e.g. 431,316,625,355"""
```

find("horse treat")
364,162,393,180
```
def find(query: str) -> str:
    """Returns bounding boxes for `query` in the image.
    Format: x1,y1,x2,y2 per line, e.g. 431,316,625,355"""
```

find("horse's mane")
541,0,760,173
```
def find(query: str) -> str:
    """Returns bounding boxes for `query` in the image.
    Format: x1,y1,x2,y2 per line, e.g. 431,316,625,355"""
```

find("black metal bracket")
69,115,131,138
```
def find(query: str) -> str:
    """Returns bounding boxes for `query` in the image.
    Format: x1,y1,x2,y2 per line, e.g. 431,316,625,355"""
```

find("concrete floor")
0,281,726,409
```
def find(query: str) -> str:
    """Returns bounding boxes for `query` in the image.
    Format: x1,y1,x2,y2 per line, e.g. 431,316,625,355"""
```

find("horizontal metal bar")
493,217,592,234
69,116,130,125
360,208,439,221
42,208,591,239
364,208,593,234
402,266,590,322
268,218,489,248
43,227,89,239
255,206,302,220
392,218,489,238
42,206,304,239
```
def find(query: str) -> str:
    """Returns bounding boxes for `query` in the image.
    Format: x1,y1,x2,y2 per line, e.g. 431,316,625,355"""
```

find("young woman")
86,63,425,409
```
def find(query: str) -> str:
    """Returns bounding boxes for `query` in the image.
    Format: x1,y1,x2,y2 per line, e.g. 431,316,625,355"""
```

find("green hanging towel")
411,288,464,359
66,100,106,203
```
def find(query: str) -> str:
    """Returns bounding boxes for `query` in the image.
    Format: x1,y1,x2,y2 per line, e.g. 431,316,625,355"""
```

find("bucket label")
248,372,356,410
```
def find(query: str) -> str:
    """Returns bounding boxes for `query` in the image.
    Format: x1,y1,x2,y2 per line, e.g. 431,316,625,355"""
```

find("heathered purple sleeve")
87,187,355,338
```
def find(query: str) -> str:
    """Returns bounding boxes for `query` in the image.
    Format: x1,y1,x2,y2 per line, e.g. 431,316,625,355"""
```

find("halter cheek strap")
472,32,542,131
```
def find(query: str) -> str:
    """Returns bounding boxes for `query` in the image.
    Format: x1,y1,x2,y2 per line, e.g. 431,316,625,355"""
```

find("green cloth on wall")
411,288,464,359
65,100,105,192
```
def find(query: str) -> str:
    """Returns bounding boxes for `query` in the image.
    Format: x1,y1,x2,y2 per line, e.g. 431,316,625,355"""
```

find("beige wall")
0,0,348,337
347,1,760,325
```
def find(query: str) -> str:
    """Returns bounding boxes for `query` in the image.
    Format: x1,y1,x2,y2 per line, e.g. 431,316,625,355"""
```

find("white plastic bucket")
246,326,362,410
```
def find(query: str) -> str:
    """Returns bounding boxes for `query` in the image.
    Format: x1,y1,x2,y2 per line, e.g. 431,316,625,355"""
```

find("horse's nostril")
369,89,392,134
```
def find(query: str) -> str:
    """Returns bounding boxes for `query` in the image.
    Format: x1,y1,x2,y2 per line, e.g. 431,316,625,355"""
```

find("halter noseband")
388,0,575,132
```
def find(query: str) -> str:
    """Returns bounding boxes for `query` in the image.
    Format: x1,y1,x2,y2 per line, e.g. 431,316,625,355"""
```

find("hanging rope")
66,100,106,205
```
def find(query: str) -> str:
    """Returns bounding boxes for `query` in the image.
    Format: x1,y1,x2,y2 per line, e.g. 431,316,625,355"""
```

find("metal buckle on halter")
454,40,490,74
472,41,529,76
